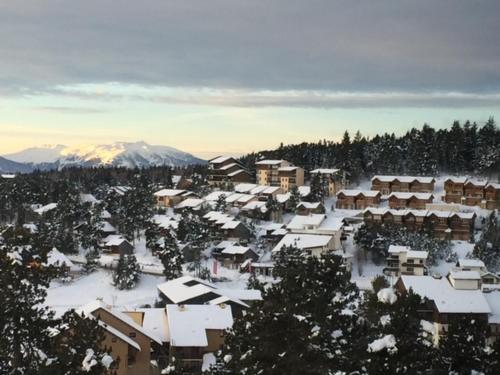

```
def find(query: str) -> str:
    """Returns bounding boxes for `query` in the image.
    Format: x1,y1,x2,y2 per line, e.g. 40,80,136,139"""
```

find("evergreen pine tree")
159,232,184,280
112,254,140,290
215,194,227,213
288,185,301,211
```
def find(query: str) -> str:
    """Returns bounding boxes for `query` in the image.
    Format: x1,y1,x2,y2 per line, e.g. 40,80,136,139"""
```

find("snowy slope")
5,144,66,164
3,141,205,169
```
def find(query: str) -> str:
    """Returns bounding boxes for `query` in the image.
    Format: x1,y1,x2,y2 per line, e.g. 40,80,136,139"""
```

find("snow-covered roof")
166,304,233,347
445,177,468,184
262,186,281,194
271,228,289,236
464,179,488,187
157,276,258,307
236,194,256,203
214,240,237,249
337,189,380,197
203,191,232,202
272,233,333,253
47,248,78,271
99,221,117,233
371,175,435,183
228,169,249,177
78,300,163,345
34,203,57,215
451,212,476,220
153,189,186,197
175,198,205,209
241,201,267,212
1,173,16,179
278,166,299,172
449,270,481,280
100,209,112,219
486,182,500,190
217,288,262,301
388,245,428,259
80,193,100,204
99,320,141,351
297,201,323,209
388,192,433,200
249,185,268,195
310,168,340,174
287,214,325,230
126,308,169,343
234,183,258,193
104,235,128,247
221,245,252,255
298,186,311,197
219,163,238,170
255,159,284,165
276,193,290,204
221,221,242,230
153,214,179,230
399,276,491,314
209,156,233,164
457,259,485,268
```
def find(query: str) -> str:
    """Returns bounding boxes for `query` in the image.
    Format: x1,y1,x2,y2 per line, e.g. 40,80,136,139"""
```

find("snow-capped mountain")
2,141,205,170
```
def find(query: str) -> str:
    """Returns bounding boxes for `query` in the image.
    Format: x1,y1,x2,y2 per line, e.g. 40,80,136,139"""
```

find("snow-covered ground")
46,270,164,316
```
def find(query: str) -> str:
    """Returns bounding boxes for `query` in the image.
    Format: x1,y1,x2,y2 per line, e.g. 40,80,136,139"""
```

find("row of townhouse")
74,276,262,374
363,207,476,240
335,190,382,210
371,175,436,195
444,177,500,209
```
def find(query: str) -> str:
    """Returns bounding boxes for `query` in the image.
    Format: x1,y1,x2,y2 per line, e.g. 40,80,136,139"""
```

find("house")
221,220,252,241
102,235,134,255
255,160,304,192
156,276,261,316
99,221,118,235
455,259,500,286
165,304,233,371
336,190,381,209
363,208,475,241
172,174,193,190
278,166,305,193
152,215,179,235
33,202,58,216
214,244,259,269
154,189,194,208
396,276,491,345
174,198,205,213
371,176,435,194
384,245,428,277
240,201,268,218
296,201,325,215
78,300,163,375
272,233,336,258
443,177,468,204
208,156,253,187
448,270,482,290
309,168,347,196
286,214,344,250
484,291,500,343
240,260,274,277
47,247,80,276
485,183,500,209
388,192,434,210
463,179,488,206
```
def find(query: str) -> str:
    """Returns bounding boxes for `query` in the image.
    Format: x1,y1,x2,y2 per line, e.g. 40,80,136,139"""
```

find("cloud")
0,0,499,97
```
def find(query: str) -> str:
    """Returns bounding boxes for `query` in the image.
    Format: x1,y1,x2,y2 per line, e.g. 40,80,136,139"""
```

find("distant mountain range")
0,141,205,173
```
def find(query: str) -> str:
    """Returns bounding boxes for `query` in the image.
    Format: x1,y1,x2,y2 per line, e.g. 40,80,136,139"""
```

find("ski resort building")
388,192,434,210
443,178,500,209
255,159,305,193
384,245,428,277
336,190,381,210
371,176,436,195
207,156,253,187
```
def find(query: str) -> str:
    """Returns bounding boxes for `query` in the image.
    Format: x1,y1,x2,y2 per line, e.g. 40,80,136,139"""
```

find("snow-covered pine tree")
211,246,363,374
438,316,495,374
49,310,115,374
83,248,100,274
112,254,141,290
473,211,500,272
308,173,325,203
265,194,281,222
0,228,58,373
215,194,227,213
288,185,301,212
145,220,162,254
159,232,184,280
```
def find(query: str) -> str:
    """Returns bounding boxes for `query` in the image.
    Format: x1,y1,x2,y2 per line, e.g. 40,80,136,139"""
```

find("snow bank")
377,288,397,305
202,352,216,372
367,334,397,353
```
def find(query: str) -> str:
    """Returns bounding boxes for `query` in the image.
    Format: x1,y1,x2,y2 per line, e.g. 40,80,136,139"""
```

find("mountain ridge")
1,141,205,173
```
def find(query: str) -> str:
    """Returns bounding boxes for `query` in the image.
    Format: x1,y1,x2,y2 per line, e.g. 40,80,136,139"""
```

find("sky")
1,1,499,159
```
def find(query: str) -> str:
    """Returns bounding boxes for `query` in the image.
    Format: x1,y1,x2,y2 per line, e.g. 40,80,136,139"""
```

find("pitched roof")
272,233,333,253
399,276,490,314
371,175,435,184
337,189,380,198
209,156,234,164
255,159,285,165
166,304,233,347
310,168,340,174
153,189,186,197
